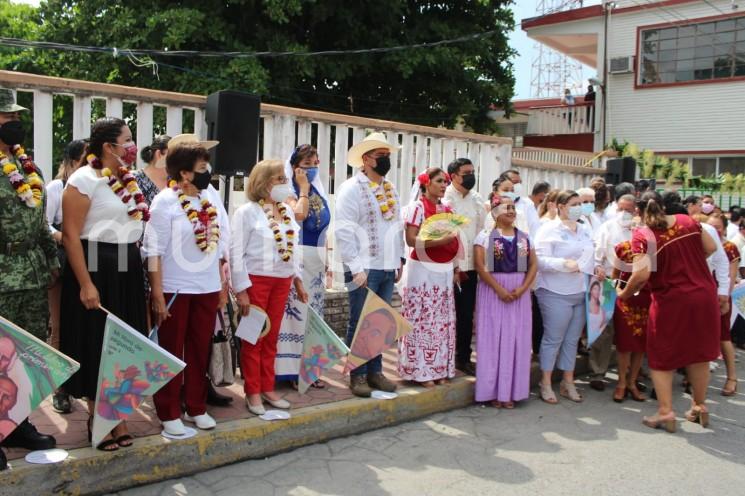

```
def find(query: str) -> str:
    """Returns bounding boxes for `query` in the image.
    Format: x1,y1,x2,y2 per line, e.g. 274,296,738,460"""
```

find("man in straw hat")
335,132,405,397
0,88,59,468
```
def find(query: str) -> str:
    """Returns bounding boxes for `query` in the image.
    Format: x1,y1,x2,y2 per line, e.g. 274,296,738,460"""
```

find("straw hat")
347,132,400,168
0,88,27,113
167,133,219,150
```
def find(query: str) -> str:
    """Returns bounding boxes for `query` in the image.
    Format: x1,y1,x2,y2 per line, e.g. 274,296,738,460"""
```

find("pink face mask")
701,203,715,215
112,142,138,167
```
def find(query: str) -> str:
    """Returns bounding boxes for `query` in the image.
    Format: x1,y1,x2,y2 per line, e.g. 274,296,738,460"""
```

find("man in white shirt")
334,132,405,397
444,158,486,375
499,169,541,238
727,207,742,241
588,194,635,391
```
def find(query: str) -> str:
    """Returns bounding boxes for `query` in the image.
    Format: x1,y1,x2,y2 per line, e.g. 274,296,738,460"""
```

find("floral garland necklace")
170,179,220,253
88,153,150,221
368,178,396,221
1,145,43,208
259,199,295,262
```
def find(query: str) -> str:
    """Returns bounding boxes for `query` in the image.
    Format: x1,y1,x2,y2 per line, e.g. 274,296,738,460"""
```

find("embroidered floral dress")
612,240,649,353
631,214,719,370
398,197,458,382
473,228,532,402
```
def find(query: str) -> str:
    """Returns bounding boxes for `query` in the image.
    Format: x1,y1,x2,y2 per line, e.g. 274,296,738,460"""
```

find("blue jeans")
536,288,586,372
345,269,396,376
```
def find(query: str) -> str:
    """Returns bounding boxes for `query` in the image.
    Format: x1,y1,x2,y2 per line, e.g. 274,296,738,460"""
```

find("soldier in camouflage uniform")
0,88,58,469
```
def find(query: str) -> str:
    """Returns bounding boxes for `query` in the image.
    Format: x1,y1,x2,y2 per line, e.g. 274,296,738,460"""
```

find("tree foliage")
1,0,516,133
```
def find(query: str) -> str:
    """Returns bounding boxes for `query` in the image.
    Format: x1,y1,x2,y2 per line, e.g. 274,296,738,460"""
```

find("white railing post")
333,124,349,194
106,97,123,119
72,95,91,140
430,138,442,169
193,108,207,140
316,122,331,194
399,133,415,205
166,105,183,137
136,102,153,169
297,120,311,145
33,91,54,181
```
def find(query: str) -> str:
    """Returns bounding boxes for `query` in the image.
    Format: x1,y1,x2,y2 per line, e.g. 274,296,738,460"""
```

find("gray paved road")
113,359,745,496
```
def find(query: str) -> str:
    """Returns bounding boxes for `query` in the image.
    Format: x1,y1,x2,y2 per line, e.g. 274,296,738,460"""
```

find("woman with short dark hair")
144,140,230,436
619,191,723,432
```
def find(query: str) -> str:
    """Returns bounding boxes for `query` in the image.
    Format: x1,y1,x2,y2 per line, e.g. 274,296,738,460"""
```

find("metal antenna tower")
529,0,586,98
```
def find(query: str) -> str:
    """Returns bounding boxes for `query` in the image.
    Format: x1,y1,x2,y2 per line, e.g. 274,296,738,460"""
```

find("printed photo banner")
345,289,413,373
0,315,80,443
585,276,617,347
732,283,745,321
298,307,350,394
92,313,185,447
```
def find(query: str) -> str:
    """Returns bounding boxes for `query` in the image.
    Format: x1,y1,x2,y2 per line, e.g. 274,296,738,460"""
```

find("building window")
691,157,717,177
639,16,745,85
719,156,745,175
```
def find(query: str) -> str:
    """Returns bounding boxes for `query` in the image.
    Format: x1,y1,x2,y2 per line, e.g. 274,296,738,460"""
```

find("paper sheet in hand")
235,305,269,345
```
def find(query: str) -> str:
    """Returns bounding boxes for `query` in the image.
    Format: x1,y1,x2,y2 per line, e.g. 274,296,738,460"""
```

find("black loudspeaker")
205,90,261,176
604,157,637,185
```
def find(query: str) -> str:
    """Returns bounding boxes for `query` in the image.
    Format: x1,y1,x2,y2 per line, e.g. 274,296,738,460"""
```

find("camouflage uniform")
0,154,59,340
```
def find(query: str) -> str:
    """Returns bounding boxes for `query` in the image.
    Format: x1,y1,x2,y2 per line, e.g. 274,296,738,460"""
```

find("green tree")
3,0,516,133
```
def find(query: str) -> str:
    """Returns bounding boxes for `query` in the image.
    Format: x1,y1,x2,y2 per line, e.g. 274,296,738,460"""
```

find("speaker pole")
223,174,232,216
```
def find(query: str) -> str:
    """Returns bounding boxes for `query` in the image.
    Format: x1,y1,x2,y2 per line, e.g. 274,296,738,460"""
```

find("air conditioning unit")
609,56,635,74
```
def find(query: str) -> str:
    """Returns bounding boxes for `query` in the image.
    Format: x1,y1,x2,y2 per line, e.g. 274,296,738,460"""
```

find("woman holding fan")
398,167,460,387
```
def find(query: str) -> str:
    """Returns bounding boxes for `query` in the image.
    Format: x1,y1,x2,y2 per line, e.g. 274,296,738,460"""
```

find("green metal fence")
659,188,744,210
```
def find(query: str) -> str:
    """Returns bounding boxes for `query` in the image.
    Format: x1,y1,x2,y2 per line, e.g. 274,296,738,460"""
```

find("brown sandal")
722,378,738,397
613,386,627,403
626,387,646,402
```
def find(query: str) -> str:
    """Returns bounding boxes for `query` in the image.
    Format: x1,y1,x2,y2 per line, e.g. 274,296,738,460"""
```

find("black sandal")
115,434,134,447
52,390,72,414
310,380,326,389
96,438,120,452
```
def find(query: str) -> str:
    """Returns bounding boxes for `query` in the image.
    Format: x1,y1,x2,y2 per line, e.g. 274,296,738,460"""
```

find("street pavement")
112,358,745,496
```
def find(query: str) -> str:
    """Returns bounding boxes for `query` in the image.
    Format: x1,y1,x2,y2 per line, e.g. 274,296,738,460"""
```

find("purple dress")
474,228,532,403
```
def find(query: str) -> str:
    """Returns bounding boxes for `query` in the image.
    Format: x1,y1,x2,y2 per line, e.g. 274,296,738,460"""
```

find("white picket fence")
1,70,603,213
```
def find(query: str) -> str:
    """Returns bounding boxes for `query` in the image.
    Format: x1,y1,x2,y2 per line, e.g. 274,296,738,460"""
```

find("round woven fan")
418,213,470,241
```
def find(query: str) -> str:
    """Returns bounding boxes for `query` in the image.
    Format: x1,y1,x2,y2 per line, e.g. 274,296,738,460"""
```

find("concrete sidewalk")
1,348,600,496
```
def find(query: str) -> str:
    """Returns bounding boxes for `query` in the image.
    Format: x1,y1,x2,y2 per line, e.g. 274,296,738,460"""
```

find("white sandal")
560,380,584,402
540,382,558,404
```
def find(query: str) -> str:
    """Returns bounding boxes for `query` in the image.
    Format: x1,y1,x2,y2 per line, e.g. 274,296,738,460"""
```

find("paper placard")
235,305,269,345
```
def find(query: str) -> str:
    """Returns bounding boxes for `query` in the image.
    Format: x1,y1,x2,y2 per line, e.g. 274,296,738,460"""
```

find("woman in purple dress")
473,193,538,408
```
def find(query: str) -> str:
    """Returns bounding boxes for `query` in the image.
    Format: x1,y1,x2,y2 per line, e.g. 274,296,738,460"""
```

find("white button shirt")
444,185,486,272
515,197,541,239
594,217,633,274
534,218,595,295
701,222,730,296
334,171,405,275
230,201,302,293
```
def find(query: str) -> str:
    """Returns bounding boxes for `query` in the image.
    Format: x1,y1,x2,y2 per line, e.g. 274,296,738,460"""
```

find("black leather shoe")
456,362,476,376
1,419,56,451
635,381,648,392
0,448,7,471
589,380,606,392
207,382,233,407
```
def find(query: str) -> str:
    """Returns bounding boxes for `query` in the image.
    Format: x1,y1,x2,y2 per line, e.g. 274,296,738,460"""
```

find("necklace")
259,199,295,262
173,182,220,252
0,145,43,208
88,154,150,221
368,179,396,221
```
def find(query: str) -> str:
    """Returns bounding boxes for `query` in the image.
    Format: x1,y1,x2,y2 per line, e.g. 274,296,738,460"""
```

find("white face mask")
502,191,518,202
617,211,633,227
270,183,293,203
512,182,524,197
567,205,583,222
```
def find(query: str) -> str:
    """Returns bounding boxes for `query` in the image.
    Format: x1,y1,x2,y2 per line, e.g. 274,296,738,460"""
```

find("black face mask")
461,174,476,191
192,170,212,190
0,120,26,146
372,156,391,176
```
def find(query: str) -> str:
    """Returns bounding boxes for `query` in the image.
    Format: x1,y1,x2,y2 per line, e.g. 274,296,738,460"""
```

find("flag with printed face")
345,289,413,372
732,283,745,320
0,315,79,443
586,277,617,347
297,307,350,394
91,313,185,447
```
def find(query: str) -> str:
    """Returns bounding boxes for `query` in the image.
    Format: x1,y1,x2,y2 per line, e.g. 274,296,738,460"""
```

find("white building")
523,0,745,176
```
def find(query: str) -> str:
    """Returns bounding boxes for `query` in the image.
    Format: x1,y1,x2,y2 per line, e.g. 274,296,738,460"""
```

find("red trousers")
153,292,219,421
241,275,293,395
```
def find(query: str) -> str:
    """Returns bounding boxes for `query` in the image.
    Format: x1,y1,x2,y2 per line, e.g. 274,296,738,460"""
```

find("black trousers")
531,291,544,355
455,270,478,365
733,315,745,347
